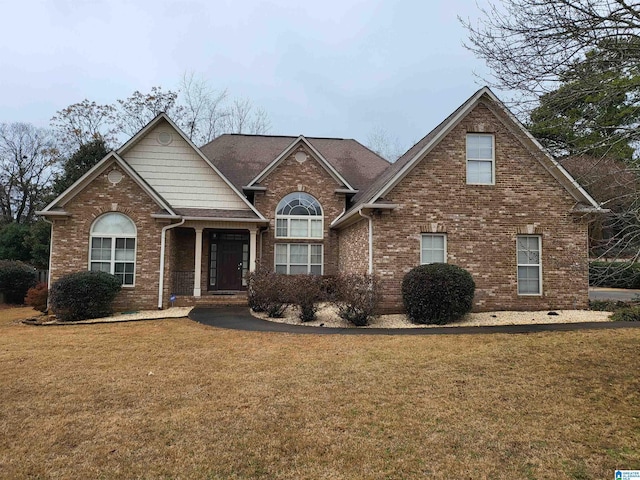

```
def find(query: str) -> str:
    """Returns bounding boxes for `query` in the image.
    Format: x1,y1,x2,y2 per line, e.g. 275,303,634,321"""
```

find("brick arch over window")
275,192,323,239
89,212,137,286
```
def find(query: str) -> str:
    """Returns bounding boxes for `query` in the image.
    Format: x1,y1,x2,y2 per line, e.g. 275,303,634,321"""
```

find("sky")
0,0,492,153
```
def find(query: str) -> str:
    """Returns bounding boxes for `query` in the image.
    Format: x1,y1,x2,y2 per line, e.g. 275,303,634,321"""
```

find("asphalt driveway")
189,306,640,335
589,287,640,302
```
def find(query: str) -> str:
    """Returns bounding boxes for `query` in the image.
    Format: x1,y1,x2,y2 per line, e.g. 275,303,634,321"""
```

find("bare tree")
179,73,230,144
224,97,271,135
0,123,59,223
114,86,185,137
50,99,117,154
461,0,640,101
366,126,405,162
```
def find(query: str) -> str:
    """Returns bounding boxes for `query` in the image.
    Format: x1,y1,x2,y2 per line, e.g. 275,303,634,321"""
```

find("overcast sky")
1,0,491,152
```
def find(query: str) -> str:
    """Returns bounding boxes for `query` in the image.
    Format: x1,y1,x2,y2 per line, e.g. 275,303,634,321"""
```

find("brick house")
38,87,602,312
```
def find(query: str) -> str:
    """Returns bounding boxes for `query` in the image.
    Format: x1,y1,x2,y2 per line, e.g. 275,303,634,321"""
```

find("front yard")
1,307,639,479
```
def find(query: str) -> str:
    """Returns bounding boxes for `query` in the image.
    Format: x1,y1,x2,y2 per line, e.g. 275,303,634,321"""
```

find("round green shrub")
610,306,640,322
50,271,122,321
0,260,37,304
402,264,475,325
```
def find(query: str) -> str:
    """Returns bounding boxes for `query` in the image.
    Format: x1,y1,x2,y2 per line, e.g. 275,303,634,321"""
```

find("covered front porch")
167,220,264,305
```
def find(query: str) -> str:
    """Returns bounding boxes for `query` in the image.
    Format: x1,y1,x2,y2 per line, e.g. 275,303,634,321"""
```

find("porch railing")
172,271,195,296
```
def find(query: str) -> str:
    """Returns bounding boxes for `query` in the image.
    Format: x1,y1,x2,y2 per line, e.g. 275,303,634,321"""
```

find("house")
38,87,602,313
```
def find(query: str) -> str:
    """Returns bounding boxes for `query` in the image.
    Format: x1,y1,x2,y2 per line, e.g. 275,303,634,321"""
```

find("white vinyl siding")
421,234,447,264
517,235,542,295
123,120,248,210
466,134,495,185
275,244,323,274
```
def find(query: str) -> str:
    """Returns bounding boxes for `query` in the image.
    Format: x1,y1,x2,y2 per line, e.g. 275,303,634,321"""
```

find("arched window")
90,212,136,286
275,192,323,239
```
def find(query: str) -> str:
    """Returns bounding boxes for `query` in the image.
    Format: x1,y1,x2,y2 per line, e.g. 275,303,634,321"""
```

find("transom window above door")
275,192,323,239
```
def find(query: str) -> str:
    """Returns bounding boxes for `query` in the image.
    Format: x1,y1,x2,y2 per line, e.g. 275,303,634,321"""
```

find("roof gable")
333,87,602,228
200,134,390,192
246,136,354,189
117,113,265,219
38,152,175,216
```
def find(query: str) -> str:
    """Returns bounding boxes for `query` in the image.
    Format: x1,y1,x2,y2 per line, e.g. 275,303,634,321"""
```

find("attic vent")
294,151,307,163
157,131,173,146
107,170,123,185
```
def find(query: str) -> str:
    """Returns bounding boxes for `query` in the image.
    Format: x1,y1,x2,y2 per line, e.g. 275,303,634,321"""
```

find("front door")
209,232,249,291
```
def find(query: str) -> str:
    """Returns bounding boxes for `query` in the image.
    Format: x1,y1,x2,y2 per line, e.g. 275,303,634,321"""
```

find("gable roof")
117,113,266,220
38,151,176,216
332,87,603,228
200,134,390,192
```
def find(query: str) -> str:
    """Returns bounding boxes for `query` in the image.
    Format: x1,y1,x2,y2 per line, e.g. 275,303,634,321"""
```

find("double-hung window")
90,212,136,286
421,234,447,264
466,134,494,185
517,235,541,295
275,244,323,275
275,192,323,239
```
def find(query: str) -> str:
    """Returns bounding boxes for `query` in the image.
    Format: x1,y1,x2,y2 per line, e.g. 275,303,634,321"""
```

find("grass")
1,307,639,479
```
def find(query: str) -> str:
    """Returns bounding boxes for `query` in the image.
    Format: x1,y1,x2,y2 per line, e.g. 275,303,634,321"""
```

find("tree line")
0,75,272,268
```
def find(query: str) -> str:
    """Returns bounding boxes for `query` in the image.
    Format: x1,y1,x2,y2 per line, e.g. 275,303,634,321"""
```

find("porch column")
193,227,203,297
249,227,257,272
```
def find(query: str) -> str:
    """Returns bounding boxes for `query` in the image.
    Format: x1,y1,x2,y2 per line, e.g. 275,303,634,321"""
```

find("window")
466,134,494,184
421,234,446,264
275,244,323,274
90,212,136,286
275,192,323,239
517,235,541,295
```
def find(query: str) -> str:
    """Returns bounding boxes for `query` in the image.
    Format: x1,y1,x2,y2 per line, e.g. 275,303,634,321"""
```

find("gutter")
158,218,186,309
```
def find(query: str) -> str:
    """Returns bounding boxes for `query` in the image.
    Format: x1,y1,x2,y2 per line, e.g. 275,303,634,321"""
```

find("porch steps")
174,292,248,308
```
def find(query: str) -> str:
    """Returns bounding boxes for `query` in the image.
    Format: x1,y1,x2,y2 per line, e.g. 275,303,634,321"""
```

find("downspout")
358,209,373,275
42,218,53,309
158,218,185,309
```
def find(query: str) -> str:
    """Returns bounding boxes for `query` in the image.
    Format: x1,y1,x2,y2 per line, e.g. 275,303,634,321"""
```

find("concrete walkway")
189,306,640,335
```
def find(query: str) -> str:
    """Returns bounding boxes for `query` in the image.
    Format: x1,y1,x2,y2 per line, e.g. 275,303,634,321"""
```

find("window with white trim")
517,235,541,295
275,244,323,274
466,134,494,185
275,192,323,239
421,234,447,264
90,212,136,286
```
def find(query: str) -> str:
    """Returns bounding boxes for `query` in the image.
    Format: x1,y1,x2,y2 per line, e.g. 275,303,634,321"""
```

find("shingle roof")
199,134,390,192
173,207,263,219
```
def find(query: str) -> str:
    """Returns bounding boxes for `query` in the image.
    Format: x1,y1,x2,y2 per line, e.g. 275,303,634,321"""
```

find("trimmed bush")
247,266,290,318
0,260,37,304
589,262,640,289
25,282,48,313
610,306,640,322
50,271,121,321
335,274,379,327
288,275,323,322
402,264,475,325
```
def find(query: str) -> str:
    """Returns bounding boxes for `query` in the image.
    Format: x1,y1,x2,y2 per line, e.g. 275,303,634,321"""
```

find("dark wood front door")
209,231,249,291
218,242,243,290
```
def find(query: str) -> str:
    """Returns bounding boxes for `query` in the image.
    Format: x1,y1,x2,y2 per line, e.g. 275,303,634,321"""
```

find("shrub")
49,271,121,321
24,282,48,313
0,260,37,304
288,275,324,322
610,306,640,322
402,264,475,325
589,261,640,289
589,299,637,312
335,273,379,327
247,266,289,318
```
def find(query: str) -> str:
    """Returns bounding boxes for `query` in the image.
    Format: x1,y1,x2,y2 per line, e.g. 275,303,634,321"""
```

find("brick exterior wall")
368,101,590,313
253,145,345,275
50,161,171,311
337,218,369,274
